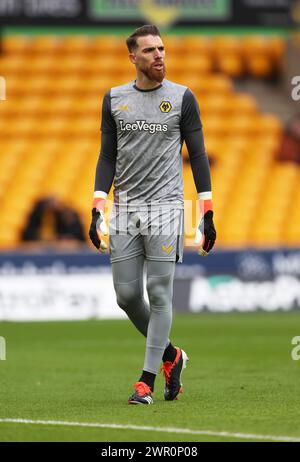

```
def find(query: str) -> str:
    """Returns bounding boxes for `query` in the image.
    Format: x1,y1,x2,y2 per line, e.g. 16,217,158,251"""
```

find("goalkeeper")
89,25,216,405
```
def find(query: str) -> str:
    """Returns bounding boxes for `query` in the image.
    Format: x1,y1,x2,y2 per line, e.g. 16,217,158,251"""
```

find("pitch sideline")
0,418,300,442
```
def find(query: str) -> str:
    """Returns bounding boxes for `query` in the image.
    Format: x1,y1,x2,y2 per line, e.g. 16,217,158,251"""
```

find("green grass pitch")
0,312,300,442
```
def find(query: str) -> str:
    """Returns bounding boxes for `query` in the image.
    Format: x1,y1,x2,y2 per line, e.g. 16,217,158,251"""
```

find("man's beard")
142,63,166,83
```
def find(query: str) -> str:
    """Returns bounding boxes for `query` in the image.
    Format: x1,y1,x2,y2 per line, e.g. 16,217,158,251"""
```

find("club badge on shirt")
159,101,172,113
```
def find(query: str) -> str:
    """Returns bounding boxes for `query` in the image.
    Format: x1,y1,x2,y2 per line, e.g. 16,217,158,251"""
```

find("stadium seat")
230,94,258,115
0,56,28,74
200,94,230,115
216,55,244,78
183,55,213,74
28,36,61,54
242,36,276,77
250,163,298,245
242,36,270,55
58,36,92,54
182,36,212,56
90,36,126,56
212,35,244,77
254,114,283,136
212,35,241,56
247,55,274,78
3,36,30,54
161,36,186,55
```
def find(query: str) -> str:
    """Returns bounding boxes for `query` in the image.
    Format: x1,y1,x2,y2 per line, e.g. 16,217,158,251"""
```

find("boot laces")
134,381,151,396
160,362,173,385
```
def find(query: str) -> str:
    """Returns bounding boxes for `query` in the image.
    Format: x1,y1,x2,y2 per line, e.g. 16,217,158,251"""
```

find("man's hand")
89,208,108,252
89,195,108,253
194,200,216,256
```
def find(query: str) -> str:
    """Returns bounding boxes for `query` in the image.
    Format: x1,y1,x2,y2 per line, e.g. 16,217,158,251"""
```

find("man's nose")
153,48,163,59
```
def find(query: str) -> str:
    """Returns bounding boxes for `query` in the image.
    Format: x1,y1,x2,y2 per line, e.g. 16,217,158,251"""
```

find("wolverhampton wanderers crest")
159,101,172,113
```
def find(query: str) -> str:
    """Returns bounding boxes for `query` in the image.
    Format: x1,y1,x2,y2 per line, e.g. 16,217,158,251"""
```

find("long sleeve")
94,91,117,193
180,88,212,194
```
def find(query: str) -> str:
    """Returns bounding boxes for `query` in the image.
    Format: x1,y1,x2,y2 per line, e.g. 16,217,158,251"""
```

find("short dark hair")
126,25,161,53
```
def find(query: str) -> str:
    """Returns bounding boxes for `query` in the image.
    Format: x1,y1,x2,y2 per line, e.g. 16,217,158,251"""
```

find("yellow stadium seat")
216,55,244,78
213,35,241,55
247,55,274,78
241,36,277,77
161,36,186,55
90,36,126,57
183,55,213,75
0,230,20,248
254,114,283,136
18,97,44,114
213,36,243,76
25,76,52,94
3,36,30,54
182,36,212,56
221,115,256,136
207,74,234,94
204,138,224,157
250,163,298,245
223,135,252,153
29,36,61,54
83,76,113,94
54,76,83,92
201,115,224,137
230,93,258,115
200,94,233,115
43,96,74,115
53,55,88,73
0,56,28,74
28,55,58,73
242,36,271,56
58,36,92,54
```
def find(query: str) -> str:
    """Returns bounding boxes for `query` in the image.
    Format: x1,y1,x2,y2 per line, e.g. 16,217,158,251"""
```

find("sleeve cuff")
94,191,108,200
198,191,212,200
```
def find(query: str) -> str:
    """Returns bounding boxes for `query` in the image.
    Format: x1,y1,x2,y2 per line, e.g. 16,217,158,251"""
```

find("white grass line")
0,418,300,442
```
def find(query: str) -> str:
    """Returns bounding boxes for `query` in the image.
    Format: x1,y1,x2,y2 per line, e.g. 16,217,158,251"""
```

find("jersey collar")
133,81,163,92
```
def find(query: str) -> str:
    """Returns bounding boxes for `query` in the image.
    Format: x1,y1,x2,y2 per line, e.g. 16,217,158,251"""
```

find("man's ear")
129,53,136,64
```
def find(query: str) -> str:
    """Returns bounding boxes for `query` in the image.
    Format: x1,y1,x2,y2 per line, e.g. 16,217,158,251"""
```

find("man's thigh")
141,208,184,263
109,209,144,263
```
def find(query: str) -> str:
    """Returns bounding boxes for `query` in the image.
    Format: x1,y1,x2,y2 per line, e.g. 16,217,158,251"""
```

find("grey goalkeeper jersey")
98,79,210,210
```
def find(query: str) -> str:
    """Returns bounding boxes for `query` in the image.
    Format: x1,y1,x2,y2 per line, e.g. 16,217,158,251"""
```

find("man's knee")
146,273,173,308
114,281,142,311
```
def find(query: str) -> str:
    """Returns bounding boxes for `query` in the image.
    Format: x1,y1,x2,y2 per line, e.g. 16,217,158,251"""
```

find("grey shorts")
108,206,184,264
